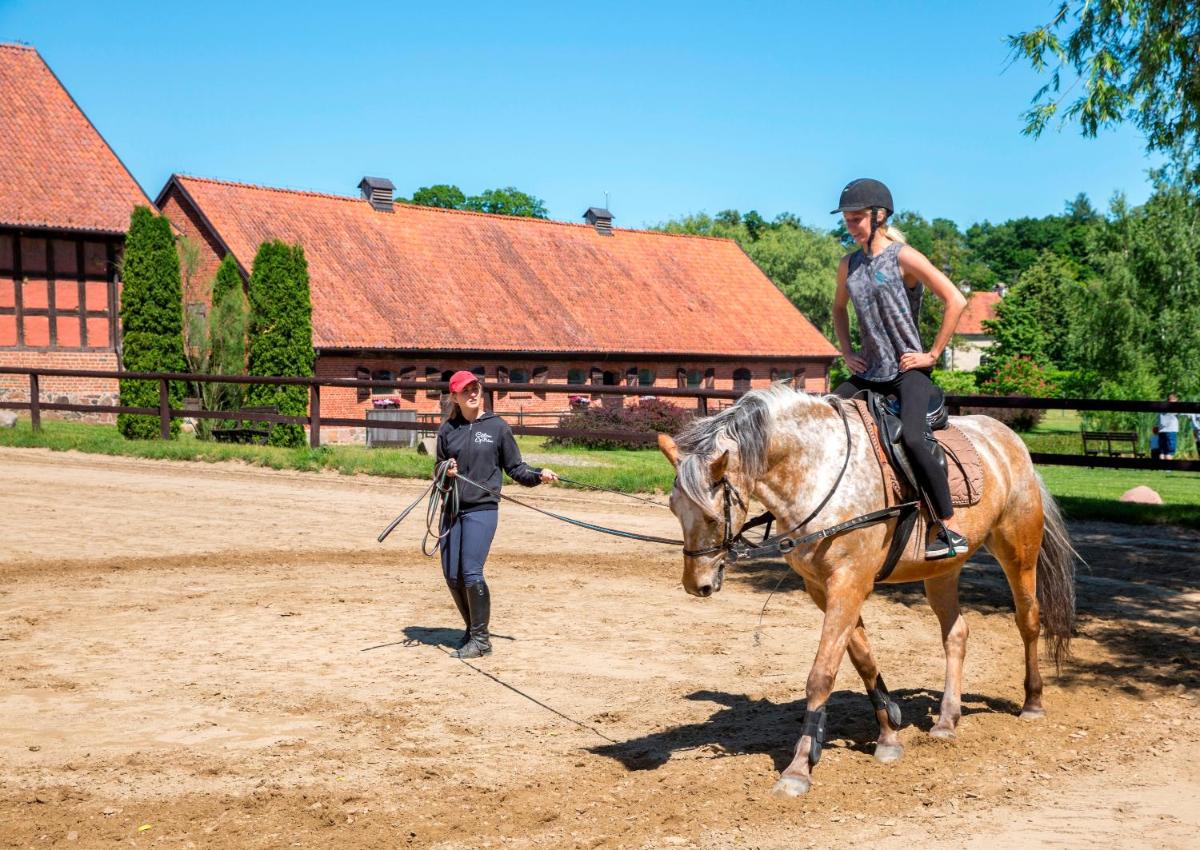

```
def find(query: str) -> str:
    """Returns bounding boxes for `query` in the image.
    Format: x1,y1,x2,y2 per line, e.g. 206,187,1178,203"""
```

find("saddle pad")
848,400,983,507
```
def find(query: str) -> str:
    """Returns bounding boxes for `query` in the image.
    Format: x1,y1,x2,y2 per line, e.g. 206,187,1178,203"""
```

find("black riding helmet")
831,178,894,215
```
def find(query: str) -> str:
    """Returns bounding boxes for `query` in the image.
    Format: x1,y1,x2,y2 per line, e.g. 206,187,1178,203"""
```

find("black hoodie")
435,411,542,513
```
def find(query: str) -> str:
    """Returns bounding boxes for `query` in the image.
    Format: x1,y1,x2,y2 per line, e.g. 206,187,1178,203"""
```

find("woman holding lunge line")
436,370,558,659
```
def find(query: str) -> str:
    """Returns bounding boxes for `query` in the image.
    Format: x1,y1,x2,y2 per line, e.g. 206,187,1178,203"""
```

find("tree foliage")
246,241,314,447
462,186,548,218
1010,0,1200,175
118,206,187,439
402,183,549,218
408,184,467,209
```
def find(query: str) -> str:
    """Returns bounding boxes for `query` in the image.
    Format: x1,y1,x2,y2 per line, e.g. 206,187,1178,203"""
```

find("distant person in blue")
436,370,558,659
1152,392,1180,461
829,178,969,560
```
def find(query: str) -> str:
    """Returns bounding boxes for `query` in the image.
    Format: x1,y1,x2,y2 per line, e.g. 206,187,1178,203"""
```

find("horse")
657,384,1077,798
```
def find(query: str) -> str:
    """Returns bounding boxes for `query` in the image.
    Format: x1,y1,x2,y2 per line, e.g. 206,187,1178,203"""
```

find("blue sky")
2,0,1158,230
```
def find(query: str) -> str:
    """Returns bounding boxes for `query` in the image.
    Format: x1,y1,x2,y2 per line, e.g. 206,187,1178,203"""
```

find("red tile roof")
162,175,838,358
957,291,1001,335
0,43,151,234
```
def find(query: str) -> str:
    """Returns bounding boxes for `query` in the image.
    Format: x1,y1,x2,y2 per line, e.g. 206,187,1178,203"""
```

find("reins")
377,397,920,580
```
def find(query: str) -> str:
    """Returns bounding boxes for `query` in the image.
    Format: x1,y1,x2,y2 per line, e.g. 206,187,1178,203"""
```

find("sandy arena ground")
1,447,1198,849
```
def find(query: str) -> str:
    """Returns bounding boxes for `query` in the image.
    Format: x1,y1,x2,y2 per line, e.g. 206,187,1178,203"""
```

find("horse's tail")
1036,473,1078,669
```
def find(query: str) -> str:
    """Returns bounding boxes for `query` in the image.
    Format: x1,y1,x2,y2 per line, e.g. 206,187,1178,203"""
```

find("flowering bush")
967,356,1056,431
548,398,695,450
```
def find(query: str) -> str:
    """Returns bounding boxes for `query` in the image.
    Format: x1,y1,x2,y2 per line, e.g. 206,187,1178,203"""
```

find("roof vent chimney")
358,176,395,213
583,206,613,236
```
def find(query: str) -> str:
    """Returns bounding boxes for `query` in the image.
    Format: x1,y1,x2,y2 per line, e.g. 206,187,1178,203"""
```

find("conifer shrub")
118,206,187,439
246,241,314,447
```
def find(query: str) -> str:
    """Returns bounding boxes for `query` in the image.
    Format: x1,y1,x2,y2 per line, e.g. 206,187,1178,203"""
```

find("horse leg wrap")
800,704,827,766
868,674,903,729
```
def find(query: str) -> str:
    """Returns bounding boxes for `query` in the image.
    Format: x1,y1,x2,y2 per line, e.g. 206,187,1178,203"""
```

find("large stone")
1119,485,1163,505
0,410,16,428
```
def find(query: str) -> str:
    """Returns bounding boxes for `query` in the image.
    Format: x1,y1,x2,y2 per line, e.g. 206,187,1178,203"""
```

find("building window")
425,366,442,398
356,366,371,402
687,369,703,388
371,369,393,395
398,366,416,401
638,368,655,387
733,368,752,391
531,366,549,400
510,367,529,384
567,368,586,385
589,367,603,386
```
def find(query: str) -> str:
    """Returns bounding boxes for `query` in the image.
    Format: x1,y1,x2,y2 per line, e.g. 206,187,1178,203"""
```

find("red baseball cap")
448,370,481,393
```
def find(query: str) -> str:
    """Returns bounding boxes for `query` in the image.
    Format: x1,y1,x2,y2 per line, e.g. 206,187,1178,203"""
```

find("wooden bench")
1082,430,1144,458
212,406,278,445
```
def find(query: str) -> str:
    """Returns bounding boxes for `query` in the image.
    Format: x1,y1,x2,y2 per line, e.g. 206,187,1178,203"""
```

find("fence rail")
1,366,1197,470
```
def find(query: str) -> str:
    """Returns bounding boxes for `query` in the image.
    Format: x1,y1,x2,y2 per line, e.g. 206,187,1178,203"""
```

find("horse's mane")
674,383,828,517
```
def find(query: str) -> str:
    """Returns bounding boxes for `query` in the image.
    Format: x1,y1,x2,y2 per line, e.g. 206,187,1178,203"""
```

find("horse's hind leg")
924,570,969,739
804,582,903,762
987,517,1046,719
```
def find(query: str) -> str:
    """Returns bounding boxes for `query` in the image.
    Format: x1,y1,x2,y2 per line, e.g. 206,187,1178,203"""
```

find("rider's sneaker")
925,528,969,560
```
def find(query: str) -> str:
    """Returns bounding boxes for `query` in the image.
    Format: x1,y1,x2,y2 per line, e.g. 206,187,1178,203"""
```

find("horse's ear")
657,433,679,468
709,449,729,483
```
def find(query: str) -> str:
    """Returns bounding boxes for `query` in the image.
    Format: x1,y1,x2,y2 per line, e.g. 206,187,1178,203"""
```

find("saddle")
849,388,984,511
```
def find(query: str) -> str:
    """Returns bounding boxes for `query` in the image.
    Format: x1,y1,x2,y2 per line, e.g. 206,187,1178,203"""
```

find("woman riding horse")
831,178,969,560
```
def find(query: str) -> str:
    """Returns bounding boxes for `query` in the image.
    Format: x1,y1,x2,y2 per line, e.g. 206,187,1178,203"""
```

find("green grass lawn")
2,418,1196,528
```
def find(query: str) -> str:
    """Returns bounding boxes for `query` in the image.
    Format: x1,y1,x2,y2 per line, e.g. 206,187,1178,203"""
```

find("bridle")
678,396,920,581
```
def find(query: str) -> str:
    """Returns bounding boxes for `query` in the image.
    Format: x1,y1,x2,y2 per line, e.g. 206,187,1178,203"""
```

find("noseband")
681,476,767,558
677,397,920,580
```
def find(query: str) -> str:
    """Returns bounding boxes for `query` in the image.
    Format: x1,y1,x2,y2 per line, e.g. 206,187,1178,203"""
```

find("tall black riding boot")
446,579,471,648
451,581,492,659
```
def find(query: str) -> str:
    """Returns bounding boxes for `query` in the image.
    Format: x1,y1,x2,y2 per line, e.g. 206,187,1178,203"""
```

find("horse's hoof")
874,743,904,763
1019,707,1046,721
770,775,811,799
929,726,956,741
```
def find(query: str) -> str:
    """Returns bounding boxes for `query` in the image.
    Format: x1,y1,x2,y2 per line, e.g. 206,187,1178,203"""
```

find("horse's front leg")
772,574,867,799
925,571,968,739
804,583,903,763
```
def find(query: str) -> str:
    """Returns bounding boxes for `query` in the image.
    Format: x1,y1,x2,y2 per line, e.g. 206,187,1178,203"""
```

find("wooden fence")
1,366,1198,471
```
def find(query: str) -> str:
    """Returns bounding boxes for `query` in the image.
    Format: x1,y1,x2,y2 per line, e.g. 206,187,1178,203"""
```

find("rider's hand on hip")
899,351,937,372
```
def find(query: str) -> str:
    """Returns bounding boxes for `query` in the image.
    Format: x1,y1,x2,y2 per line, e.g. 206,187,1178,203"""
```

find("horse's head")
658,432,752,597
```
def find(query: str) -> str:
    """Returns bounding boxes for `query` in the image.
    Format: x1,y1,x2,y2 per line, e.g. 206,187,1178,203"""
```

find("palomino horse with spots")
657,384,1077,798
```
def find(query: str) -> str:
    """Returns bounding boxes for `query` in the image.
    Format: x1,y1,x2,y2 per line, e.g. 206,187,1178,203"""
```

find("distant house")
158,174,838,442
0,44,152,416
946,290,1001,371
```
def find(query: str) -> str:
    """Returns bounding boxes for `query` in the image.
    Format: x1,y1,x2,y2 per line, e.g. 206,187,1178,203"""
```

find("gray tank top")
846,242,924,381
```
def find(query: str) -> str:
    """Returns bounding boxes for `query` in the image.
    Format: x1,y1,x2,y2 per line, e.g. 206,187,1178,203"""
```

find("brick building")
157,174,837,442
0,44,152,417
946,290,1002,371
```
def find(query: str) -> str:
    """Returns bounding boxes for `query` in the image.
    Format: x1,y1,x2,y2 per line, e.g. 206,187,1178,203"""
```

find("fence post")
309,384,321,448
159,379,171,440
29,373,41,432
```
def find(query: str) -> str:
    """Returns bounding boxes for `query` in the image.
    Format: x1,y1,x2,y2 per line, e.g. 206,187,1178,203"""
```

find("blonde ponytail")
885,224,907,244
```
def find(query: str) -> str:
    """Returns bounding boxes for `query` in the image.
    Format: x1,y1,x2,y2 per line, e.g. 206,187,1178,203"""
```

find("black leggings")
834,369,953,520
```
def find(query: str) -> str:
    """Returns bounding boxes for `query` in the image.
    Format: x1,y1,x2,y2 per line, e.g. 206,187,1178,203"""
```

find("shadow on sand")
590,687,1019,772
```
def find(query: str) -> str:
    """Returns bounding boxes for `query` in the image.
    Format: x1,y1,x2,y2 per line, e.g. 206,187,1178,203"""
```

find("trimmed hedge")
548,398,695,450
118,207,187,439
246,241,314,447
